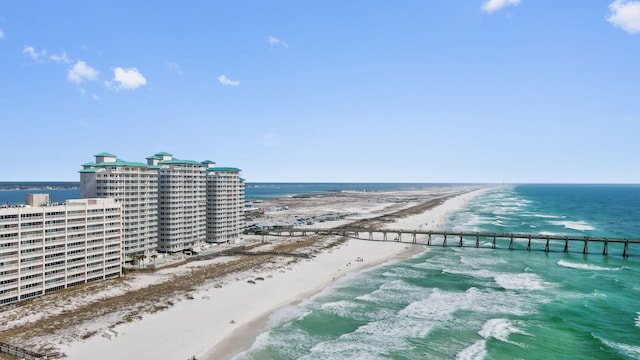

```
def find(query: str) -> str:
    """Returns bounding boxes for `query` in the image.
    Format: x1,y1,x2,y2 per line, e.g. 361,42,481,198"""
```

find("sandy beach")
0,186,490,359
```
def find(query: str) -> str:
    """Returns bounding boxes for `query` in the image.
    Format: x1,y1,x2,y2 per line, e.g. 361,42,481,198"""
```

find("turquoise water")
233,184,640,359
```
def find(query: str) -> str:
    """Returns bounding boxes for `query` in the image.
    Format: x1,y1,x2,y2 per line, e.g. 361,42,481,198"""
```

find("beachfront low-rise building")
0,196,122,307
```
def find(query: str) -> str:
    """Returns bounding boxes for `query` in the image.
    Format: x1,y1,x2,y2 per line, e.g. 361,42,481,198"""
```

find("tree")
128,253,138,267
151,254,158,267
259,229,270,243
138,254,147,269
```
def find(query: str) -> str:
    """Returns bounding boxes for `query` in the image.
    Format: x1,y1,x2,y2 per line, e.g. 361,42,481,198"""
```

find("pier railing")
269,227,640,257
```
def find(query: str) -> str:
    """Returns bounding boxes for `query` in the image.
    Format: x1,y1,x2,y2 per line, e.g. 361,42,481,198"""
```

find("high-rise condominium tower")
80,152,158,257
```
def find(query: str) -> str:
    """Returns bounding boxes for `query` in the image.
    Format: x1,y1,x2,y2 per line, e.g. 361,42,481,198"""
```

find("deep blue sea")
231,184,640,360
0,182,80,205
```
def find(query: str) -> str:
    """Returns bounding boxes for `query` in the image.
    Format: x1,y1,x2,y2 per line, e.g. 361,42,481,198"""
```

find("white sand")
59,187,490,360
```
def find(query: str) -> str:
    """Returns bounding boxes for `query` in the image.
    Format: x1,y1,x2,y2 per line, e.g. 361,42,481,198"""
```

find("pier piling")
583,239,588,254
282,227,638,257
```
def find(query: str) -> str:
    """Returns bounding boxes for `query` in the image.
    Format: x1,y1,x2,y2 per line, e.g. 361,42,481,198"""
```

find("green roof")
94,152,117,157
79,168,99,173
155,152,173,156
96,158,150,167
159,158,203,166
201,160,215,164
82,162,97,167
146,155,160,160
207,167,241,172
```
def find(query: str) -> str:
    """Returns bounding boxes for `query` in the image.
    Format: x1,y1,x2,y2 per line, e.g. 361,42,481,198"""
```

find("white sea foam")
456,320,529,360
461,214,495,227
478,318,529,344
301,305,432,359
460,255,506,267
465,287,546,316
595,335,640,359
636,312,640,328
355,279,426,304
494,273,545,291
381,267,423,279
320,300,361,318
267,305,311,328
442,268,498,280
456,340,486,360
548,220,595,231
234,327,312,360
523,213,564,219
557,260,622,271
302,328,407,360
492,220,507,227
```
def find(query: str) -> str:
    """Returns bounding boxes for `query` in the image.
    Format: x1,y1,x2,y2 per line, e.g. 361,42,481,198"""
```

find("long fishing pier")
270,227,640,257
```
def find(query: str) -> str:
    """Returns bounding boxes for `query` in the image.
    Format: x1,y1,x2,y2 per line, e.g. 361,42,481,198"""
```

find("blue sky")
1,0,639,183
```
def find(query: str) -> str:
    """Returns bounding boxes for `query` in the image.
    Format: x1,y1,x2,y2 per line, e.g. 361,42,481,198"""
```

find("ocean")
0,182,80,205
232,184,640,360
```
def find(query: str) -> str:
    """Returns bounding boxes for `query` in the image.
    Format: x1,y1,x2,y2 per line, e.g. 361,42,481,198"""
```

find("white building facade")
80,151,244,254
147,152,207,253
205,165,244,243
0,197,122,306
80,152,158,258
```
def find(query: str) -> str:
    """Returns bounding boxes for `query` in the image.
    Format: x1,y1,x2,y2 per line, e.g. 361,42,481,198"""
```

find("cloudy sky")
1,1,639,183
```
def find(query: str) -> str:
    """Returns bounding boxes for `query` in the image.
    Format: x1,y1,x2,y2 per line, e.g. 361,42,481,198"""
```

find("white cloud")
269,36,289,49
23,46,47,61
607,0,640,34
260,133,281,147
110,67,147,90
50,51,72,64
67,61,99,83
481,0,521,13
169,62,183,75
218,74,240,87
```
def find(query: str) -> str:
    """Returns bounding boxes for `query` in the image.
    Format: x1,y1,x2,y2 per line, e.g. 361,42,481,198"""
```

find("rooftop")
94,152,117,157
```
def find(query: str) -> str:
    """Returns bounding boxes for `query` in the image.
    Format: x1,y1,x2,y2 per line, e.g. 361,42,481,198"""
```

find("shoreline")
2,186,493,359
205,241,427,360
205,188,490,360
